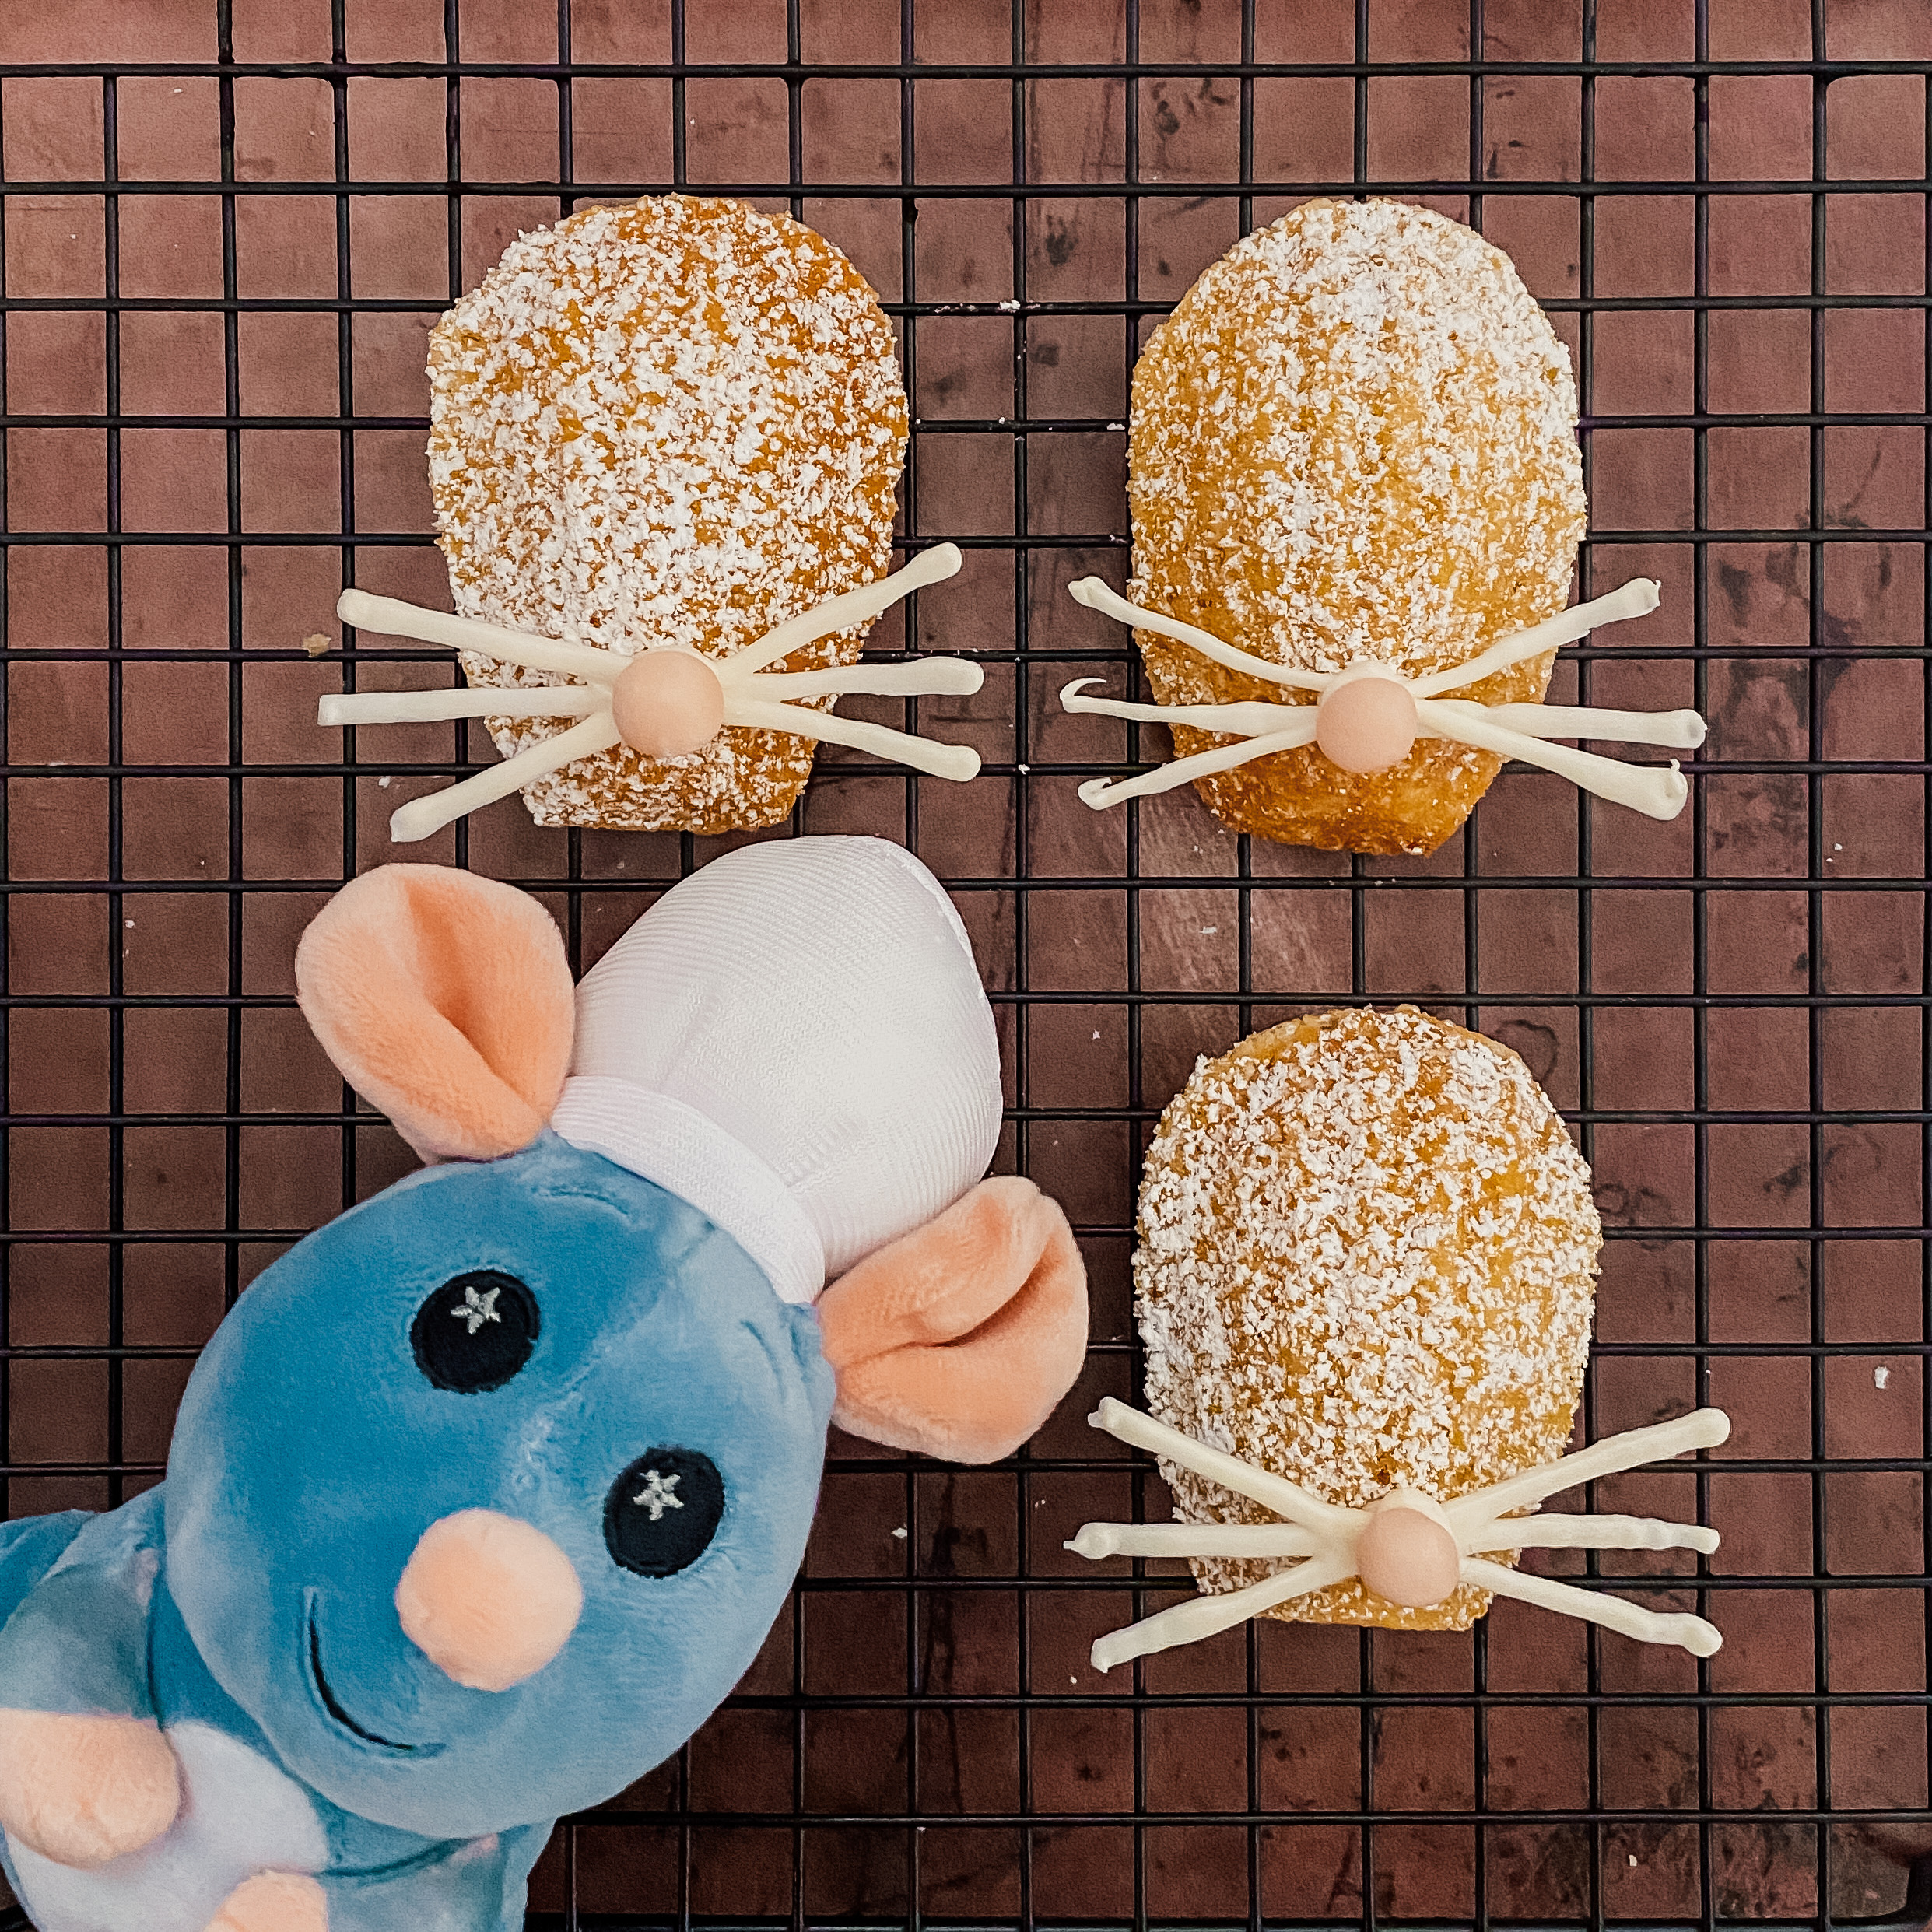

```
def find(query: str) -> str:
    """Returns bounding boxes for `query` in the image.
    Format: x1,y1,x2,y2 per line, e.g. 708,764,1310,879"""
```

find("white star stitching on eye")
451,1284,501,1335
633,1469,683,1521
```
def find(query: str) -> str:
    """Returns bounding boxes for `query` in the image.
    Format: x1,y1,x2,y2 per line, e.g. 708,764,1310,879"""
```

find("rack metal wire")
1,0,1929,1927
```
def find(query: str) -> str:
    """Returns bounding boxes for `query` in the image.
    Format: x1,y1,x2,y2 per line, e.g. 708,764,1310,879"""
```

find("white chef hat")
549,837,1002,1305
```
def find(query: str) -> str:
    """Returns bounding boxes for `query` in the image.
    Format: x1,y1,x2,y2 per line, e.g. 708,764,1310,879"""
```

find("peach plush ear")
815,1176,1088,1464
295,864,575,1162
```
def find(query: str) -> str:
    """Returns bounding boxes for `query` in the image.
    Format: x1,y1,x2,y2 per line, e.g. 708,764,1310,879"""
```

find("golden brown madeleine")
1127,198,1588,854
428,195,907,834
1134,1007,1601,1632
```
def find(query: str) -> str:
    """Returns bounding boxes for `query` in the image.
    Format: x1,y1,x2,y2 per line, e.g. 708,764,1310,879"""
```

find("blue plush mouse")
0,837,1087,1932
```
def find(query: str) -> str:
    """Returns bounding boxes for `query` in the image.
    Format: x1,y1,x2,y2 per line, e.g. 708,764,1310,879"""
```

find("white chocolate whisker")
317,687,605,728
1459,1557,1723,1657
728,543,965,678
1059,574,1702,821
1408,577,1661,698
727,696,982,782
327,557,987,836
1413,700,1689,821
1089,1552,1356,1674
1060,677,1307,736
1444,700,1709,749
1471,1513,1721,1556
1443,1409,1731,1531
337,589,621,685
1076,722,1317,810
1067,579,1331,693
1064,1520,1320,1561
1087,1397,1355,1531
745,657,985,701
1068,1401,1728,1661
387,713,623,845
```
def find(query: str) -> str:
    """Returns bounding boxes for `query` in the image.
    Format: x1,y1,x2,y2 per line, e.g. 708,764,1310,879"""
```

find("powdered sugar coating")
428,195,907,833
1128,198,1589,855
1135,1007,1601,1631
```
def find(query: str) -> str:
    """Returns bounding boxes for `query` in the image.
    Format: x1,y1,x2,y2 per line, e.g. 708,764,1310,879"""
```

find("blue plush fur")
0,1133,834,1931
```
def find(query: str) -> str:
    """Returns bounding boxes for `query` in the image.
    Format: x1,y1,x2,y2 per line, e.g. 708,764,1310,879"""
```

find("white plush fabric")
7,1723,328,1932
551,837,1001,1304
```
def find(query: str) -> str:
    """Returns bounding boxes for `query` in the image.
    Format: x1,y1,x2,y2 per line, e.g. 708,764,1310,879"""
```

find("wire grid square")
0,0,1927,1927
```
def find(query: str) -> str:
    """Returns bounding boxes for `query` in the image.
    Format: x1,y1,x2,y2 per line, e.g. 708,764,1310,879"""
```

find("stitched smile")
304,1603,428,1755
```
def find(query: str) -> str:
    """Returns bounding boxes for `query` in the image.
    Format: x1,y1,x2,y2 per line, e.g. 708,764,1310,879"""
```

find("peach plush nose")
394,1509,584,1692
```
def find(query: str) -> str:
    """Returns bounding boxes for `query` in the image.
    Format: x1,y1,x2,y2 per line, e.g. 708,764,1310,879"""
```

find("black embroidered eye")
605,1448,725,1577
410,1271,539,1394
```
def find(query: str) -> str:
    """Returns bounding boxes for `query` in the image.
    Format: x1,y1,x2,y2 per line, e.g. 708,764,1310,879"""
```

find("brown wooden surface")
2,0,1929,1923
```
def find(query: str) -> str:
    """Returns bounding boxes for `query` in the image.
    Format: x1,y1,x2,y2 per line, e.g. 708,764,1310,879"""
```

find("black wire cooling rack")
2,1,1930,1929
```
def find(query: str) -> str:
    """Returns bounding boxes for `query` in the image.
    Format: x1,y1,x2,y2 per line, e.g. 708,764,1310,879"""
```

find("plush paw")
0,1707,181,1868
205,1871,328,1932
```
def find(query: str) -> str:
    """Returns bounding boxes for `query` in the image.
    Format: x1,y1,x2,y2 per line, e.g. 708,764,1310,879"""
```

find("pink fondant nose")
1314,668,1418,774
394,1509,584,1692
611,649,727,759
1355,1498,1462,1609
